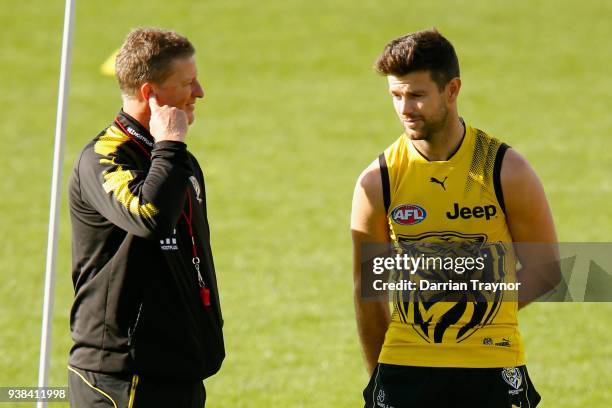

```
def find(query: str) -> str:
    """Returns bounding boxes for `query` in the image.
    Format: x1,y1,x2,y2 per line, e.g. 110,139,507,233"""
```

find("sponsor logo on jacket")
126,126,153,148
160,229,179,251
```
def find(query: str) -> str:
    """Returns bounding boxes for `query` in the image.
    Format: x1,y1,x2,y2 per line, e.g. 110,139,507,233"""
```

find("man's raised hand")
148,93,189,143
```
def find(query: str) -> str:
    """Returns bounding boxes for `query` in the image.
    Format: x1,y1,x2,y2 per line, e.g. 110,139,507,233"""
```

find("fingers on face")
148,92,160,110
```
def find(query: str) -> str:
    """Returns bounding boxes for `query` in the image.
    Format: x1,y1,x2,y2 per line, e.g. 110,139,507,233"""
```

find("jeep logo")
446,203,497,220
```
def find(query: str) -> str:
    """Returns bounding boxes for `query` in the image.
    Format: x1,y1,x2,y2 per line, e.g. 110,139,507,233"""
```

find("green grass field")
1,0,611,406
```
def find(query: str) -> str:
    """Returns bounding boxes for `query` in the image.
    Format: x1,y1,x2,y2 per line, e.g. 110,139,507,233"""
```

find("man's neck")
412,115,465,161
122,98,151,131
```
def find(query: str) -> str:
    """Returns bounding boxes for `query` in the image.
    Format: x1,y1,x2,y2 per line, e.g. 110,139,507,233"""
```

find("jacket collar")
116,109,155,151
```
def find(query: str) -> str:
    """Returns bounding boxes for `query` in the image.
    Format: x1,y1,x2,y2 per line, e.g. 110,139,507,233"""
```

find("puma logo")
430,176,448,190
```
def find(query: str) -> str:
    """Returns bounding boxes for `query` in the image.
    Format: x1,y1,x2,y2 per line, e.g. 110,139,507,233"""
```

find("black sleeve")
77,138,192,239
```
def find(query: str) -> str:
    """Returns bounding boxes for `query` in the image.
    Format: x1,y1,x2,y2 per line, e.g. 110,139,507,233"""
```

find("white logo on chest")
160,229,178,251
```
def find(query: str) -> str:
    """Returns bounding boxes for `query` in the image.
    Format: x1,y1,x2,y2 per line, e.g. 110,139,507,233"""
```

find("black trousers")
364,364,541,408
68,366,206,408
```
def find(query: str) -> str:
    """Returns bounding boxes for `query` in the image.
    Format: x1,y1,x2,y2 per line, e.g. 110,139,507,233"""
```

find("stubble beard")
404,104,449,142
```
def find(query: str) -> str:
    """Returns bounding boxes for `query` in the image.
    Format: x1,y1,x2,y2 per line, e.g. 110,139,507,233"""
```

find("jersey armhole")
493,143,509,214
378,153,391,215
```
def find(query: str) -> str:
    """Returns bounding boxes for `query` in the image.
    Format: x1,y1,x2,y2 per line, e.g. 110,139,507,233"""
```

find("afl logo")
391,204,427,225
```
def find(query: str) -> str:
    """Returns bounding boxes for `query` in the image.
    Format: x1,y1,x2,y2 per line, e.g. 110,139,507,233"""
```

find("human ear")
447,78,461,102
139,83,154,102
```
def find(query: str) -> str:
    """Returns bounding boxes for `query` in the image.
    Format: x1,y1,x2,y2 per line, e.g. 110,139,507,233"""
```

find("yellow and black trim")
465,129,502,195
95,126,159,220
101,165,159,219
94,126,130,157
68,365,118,408
128,374,139,408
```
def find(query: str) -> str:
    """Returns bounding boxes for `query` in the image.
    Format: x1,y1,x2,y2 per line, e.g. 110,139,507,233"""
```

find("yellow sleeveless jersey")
378,123,525,368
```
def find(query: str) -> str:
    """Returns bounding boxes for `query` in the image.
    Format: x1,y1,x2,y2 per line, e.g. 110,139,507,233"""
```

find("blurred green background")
1,0,611,406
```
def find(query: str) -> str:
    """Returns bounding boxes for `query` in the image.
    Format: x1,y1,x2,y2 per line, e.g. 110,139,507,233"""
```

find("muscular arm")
500,148,560,308
351,159,391,375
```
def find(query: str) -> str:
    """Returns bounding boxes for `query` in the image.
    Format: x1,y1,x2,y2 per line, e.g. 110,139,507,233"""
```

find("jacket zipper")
127,302,144,346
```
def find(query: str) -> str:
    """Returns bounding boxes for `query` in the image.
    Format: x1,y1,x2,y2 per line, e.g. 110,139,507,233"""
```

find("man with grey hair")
68,27,224,407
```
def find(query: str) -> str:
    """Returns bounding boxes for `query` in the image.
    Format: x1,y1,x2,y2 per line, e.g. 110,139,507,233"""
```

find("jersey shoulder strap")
492,142,509,214
378,153,391,215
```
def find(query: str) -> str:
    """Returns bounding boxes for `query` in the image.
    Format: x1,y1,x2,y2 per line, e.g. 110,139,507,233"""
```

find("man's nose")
400,97,414,116
193,80,204,99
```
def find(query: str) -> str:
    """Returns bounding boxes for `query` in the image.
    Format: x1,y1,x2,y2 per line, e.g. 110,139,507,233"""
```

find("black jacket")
68,110,224,380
